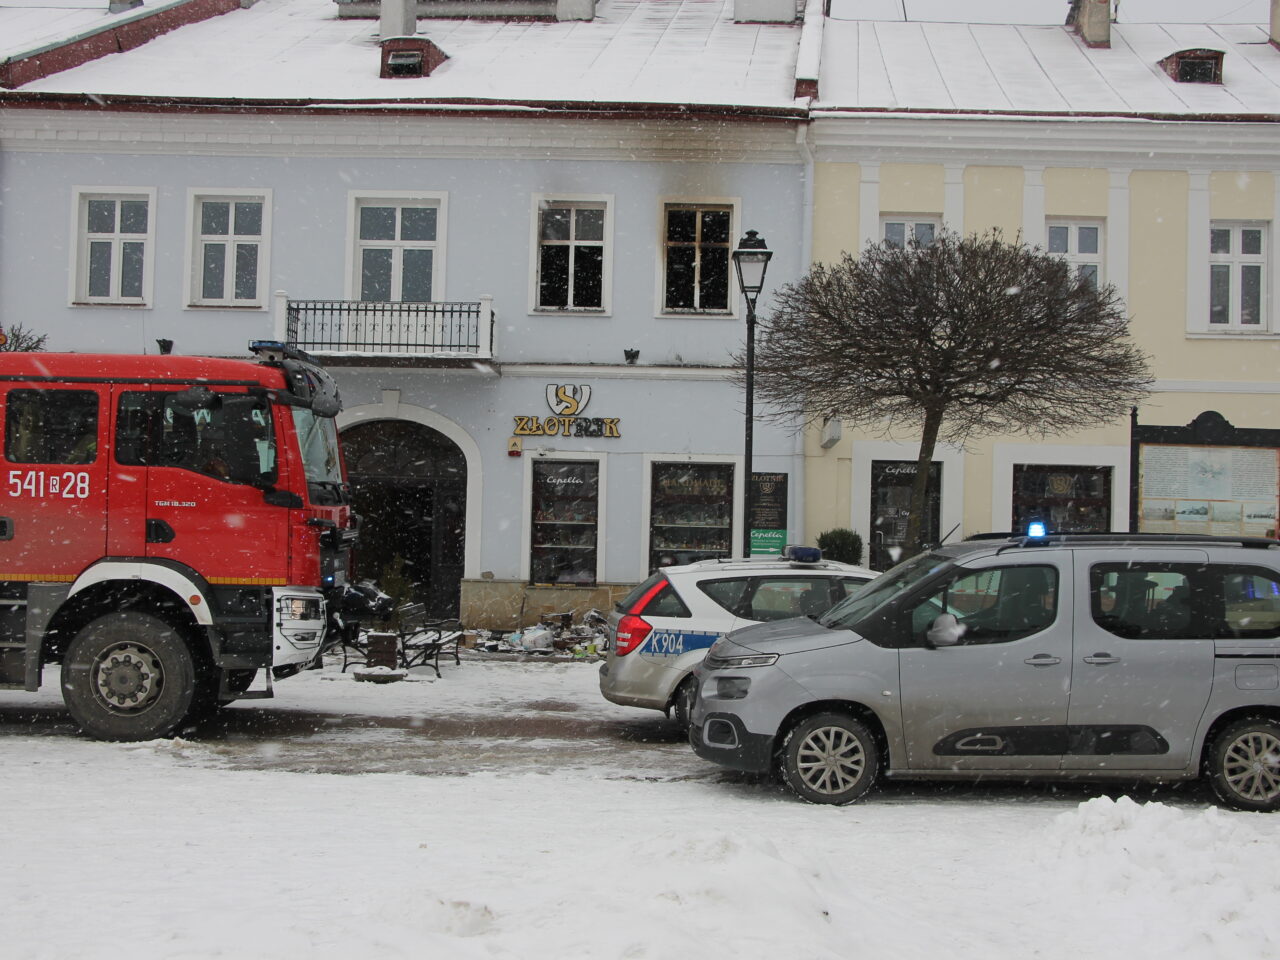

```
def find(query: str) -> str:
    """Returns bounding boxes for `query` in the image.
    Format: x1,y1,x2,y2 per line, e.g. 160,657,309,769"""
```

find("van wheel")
780,712,879,805
671,676,697,732
61,612,196,741
1208,718,1280,812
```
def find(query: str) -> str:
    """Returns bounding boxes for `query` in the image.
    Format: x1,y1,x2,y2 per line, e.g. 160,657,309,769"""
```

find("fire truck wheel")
62,612,197,741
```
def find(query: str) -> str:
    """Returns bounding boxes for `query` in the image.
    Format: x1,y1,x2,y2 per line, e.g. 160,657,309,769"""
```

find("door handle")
146,519,176,544
1083,654,1120,665
1024,654,1061,666
0,517,12,541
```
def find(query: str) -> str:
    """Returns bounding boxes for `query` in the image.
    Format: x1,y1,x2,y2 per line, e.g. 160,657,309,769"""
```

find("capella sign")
513,384,621,439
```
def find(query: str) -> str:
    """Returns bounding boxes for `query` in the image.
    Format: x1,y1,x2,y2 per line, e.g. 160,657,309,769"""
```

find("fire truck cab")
0,342,366,740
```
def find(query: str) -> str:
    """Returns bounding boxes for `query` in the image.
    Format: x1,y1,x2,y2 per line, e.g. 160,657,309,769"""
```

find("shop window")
870,460,940,571
1012,464,1112,534
649,462,733,571
662,203,733,314
5,390,98,464
530,460,599,584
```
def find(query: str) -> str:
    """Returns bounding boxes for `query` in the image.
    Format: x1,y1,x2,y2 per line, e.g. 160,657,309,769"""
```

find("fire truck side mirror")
171,385,219,413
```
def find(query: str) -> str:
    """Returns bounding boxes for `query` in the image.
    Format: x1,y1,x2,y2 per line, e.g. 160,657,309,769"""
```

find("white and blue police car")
599,547,877,730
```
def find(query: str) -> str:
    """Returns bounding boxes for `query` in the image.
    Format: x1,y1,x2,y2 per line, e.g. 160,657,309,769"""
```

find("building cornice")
0,106,807,163
809,114,1280,170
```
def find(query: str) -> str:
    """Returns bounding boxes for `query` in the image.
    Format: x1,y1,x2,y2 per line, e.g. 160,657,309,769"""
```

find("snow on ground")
3,658,1280,959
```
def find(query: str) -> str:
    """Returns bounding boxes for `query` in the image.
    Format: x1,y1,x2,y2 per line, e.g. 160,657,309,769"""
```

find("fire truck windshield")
291,407,346,503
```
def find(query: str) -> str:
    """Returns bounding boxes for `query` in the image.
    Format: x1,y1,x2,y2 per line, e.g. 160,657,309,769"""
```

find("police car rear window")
642,583,691,618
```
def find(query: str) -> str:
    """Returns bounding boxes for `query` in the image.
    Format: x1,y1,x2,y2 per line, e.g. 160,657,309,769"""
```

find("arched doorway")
341,420,466,618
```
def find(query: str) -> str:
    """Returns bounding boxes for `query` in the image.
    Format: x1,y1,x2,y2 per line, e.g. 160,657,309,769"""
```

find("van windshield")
820,552,953,631
290,408,346,503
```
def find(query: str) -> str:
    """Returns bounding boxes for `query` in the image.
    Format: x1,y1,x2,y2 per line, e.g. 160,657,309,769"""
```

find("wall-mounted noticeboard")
1131,410,1280,538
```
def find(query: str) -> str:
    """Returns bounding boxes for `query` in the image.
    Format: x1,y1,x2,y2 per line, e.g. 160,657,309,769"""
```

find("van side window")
1090,563,1202,639
1220,567,1280,639
5,389,99,464
115,390,276,485
907,565,1058,645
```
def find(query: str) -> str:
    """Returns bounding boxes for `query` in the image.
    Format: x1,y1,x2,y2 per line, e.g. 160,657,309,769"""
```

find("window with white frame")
73,190,155,305
190,193,269,307
1047,220,1104,288
663,203,733,313
352,196,443,302
882,216,940,249
535,198,608,311
1209,222,1267,328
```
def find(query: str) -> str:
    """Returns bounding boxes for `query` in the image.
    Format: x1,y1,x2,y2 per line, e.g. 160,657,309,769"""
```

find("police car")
599,548,877,730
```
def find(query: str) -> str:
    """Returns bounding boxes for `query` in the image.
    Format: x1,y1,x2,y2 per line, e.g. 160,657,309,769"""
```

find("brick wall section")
1,0,242,89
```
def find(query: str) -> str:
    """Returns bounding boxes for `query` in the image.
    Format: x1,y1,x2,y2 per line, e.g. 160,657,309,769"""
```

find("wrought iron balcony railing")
276,294,494,359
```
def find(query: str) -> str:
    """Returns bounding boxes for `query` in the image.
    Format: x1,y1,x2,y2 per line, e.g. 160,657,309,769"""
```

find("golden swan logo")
546,384,591,416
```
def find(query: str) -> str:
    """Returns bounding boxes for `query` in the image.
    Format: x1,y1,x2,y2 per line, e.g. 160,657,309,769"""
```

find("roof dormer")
1159,48,1225,84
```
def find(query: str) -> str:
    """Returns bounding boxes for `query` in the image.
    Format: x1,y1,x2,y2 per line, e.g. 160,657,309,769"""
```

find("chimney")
1271,0,1279,49
108,0,143,12
1067,0,1110,49
734,0,799,24
379,0,415,39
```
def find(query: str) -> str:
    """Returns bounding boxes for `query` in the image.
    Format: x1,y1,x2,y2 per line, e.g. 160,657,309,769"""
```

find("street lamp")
732,229,773,558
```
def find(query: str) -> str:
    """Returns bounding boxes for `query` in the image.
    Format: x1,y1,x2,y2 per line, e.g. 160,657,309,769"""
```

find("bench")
395,603,463,678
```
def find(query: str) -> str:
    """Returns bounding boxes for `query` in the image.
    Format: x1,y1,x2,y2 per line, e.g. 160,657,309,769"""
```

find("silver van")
690,534,1280,811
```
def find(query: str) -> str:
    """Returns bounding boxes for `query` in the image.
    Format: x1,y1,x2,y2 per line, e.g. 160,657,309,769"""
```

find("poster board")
1132,411,1280,538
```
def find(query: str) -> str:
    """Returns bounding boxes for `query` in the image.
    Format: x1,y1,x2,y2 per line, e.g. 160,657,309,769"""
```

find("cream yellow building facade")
802,4,1280,565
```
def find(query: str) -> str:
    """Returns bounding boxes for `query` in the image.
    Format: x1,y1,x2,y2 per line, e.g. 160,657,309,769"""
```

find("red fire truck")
0,342,373,740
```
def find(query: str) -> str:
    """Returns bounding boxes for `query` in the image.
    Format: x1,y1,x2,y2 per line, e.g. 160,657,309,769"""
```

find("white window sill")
184,303,268,311
531,308,610,317
71,301,150,308
657,311,735,320
1186,329,1279,339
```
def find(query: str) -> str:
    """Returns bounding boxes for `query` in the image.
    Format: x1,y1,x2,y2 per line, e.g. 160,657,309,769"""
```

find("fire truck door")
0,385,110,580
138,388,290,583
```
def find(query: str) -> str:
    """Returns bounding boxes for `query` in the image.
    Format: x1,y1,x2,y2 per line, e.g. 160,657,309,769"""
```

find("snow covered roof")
3,0,1277,119
827,0,1273,25
2,0,160,60
816,18,1280,117
1,0,805,112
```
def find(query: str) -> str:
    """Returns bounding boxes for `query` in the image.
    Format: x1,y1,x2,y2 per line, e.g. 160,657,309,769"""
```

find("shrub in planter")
816,528,863,566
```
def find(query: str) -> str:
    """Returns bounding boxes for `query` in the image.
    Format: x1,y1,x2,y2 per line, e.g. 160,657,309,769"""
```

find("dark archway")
341,419,466,618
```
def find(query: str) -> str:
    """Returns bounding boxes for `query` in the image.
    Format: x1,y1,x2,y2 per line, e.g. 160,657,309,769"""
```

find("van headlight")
707,652,778,669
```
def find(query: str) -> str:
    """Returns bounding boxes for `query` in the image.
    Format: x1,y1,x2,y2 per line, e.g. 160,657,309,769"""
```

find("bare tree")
0,324,48,352
743,231,1151,558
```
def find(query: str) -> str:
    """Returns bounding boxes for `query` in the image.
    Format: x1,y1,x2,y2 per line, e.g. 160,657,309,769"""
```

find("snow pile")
5,665,1280,959
1038,796,1280,958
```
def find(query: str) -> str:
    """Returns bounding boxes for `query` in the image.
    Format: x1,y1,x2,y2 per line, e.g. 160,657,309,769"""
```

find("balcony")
277,294,494,364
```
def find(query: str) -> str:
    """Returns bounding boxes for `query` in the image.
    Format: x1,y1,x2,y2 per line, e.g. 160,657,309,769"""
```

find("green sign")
750,528,786,556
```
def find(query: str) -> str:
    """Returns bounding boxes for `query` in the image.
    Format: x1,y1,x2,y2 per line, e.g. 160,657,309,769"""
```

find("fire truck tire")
62,612,197,741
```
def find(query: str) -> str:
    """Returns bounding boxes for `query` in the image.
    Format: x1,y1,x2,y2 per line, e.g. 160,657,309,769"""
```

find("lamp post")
732,229,772,558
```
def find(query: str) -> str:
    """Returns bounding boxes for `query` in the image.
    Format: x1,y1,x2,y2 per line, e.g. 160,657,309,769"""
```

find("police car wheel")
62,612,196,742
780,712,879,805
671,676,697,732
